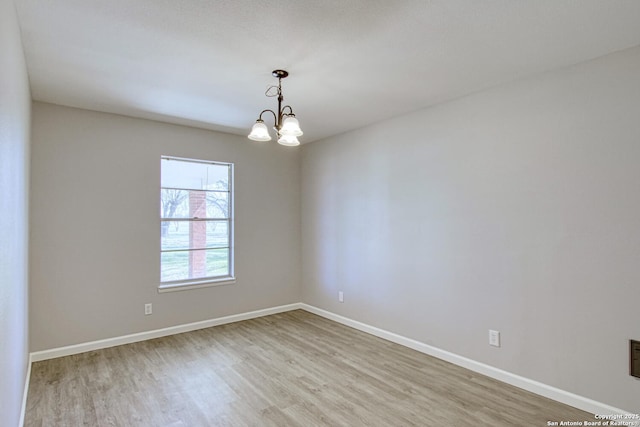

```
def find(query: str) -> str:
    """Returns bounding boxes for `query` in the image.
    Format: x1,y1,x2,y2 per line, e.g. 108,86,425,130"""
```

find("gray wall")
30,103,301,351
301,46,640,412
0,0,31,425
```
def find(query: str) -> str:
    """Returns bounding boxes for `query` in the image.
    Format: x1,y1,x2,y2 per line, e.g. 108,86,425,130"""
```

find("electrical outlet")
489,330,500,347
338,291,344,303
145,303,152,315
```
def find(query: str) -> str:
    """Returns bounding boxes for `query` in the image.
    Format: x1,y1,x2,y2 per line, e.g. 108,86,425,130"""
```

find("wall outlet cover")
489,330,500,347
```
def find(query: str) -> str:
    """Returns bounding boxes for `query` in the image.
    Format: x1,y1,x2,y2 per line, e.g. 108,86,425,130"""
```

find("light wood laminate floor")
26,310,593,426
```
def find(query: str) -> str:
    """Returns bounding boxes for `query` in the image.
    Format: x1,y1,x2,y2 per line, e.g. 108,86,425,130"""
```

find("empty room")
2,0,640,426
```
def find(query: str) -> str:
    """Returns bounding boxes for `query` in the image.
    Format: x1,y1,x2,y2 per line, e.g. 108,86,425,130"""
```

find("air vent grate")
631,340,640,378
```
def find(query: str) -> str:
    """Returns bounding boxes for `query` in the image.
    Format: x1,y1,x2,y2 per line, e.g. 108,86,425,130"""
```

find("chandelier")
248,70,303,146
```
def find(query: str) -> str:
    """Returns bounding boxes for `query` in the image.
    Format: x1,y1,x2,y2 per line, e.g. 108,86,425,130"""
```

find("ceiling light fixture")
248,70,302,146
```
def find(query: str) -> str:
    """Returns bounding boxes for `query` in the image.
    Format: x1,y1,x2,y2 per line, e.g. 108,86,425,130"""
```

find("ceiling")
14,0,640,143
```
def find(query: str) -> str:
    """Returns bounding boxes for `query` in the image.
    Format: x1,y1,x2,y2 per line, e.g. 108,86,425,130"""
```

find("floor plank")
26,310,594,426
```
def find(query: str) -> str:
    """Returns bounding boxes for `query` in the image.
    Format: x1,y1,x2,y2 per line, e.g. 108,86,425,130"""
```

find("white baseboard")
26,301,631,419
19,352,32,427
300,303,631,417
30,303,302,362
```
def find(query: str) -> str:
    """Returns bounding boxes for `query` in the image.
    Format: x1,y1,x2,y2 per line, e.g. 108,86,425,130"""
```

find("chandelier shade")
248,121,272,141
280,116,303,137
248,70,302,145
277,134,300,146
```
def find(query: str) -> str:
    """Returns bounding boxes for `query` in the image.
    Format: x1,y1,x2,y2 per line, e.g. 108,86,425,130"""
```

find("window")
160,156,234,290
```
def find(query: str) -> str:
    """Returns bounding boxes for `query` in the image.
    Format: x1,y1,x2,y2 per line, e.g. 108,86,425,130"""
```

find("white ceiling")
14,0,640,143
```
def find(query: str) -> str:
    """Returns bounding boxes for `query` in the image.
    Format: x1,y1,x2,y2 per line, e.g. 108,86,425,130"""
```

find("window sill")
158,277,236,293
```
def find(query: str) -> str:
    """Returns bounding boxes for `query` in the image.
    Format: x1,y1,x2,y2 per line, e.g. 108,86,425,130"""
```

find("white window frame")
158,156,235,293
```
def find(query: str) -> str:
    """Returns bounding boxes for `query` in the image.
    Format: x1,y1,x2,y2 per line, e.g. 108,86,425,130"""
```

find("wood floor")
26,310,593,426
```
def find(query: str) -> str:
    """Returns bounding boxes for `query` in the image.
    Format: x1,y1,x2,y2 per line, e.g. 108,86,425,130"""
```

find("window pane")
161,158,229,191
207,248,230,277
161,248,229,282
161,251,189,282
161,220,229,250
161,189,229,219
161,189,189,218
206,192,229,218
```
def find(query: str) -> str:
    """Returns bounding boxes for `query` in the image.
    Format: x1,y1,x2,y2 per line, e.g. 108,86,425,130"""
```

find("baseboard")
26,301,631,418
299,303,631,417
30,303,302,362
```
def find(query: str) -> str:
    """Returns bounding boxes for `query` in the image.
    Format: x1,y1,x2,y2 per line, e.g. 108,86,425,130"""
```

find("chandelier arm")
281,105,295,116
258,109,278,124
